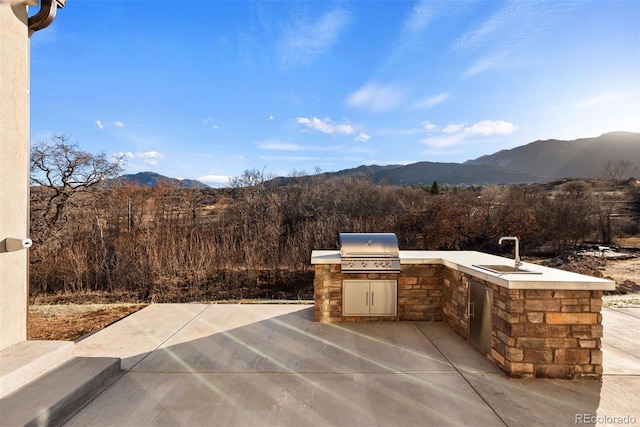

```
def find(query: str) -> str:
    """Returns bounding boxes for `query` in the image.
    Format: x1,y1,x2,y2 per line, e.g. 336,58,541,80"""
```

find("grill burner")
339,233,401,273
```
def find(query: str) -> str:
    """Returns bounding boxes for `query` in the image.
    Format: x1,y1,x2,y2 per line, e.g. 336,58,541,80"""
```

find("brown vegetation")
29,173,639,302
28,138,639,302
28,304,146,341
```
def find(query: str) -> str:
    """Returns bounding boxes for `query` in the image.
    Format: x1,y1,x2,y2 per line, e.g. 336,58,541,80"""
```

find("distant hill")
116,132,638,189
465,131,639,179
322,162,542,186
278,131,638,186
113,172,209,189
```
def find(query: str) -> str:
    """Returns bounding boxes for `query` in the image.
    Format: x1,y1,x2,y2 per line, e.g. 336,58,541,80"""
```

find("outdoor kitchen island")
311,242,616,380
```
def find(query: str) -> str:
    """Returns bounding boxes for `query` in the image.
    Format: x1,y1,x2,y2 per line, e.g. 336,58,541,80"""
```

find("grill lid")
339,233,399,258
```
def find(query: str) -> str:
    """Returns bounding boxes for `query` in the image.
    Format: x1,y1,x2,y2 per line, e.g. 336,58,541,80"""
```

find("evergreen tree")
430,180,441,195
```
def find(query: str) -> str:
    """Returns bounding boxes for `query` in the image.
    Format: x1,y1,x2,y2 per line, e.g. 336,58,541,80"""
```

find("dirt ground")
27,258,640,341
28,304,147,341
601,258,640,286
599,258,640,308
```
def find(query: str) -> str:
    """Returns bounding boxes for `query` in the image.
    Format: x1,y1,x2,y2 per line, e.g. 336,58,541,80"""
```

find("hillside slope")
465,132,639,179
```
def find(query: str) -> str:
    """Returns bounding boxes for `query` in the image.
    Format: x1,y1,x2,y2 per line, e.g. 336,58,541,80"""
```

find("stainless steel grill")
339,233,401,273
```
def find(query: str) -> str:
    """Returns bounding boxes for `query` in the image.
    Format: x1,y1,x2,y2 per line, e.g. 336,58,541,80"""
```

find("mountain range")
465,131,639,180
113,171,210,189
309,131,639,186
119,132,639,187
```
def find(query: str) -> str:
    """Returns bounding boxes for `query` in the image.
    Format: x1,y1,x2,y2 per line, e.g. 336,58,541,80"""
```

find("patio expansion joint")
126,304,212,372
414,322,509,427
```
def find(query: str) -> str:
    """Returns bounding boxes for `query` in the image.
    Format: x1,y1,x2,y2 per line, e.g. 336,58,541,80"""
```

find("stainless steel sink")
473,264,542,274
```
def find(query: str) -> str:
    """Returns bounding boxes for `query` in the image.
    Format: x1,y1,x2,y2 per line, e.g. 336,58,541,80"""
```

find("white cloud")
422,119,517,147
269,115,275,120
259,141,302,151
410,93,449,109
465,120,517,136
112,151,132,166
442,123,465,134
115,121,124,128
137,151,164,165
296,116,355,136
422,121,438,131
453,1,557,53
94,120,104,130
114,151,134,159
202,117,221,129
405,1,434,34
463,51,509,78
198,175,232,186
379,0,438,71
116,151,165,166
345,82,407,113
355,132,370,142
279,9,351,68
454,13,504,52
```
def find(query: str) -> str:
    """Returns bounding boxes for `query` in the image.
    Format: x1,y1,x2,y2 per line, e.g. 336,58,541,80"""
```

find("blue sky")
29,1,639,186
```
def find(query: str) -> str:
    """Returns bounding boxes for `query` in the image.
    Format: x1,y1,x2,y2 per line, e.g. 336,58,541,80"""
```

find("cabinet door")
469,280,492,351
343,280,370,316
369,280,397,316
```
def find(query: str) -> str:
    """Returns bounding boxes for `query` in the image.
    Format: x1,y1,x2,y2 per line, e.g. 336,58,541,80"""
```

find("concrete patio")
2,304,639,426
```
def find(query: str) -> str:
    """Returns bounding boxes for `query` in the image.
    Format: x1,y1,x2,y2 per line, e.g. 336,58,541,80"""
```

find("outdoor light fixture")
3,238,33,252
28,0,65,34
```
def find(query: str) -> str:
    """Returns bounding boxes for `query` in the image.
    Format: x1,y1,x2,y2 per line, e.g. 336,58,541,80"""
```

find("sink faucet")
499,236,522,268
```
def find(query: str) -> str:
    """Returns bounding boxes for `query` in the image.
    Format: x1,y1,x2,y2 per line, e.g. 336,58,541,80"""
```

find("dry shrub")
30,176,638,301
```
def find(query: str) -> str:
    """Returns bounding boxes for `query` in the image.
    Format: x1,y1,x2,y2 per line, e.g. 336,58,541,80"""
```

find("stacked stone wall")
492,288,604,380
442,268,468,338
313,264,443,322
442,271,604,380
398,265,443,321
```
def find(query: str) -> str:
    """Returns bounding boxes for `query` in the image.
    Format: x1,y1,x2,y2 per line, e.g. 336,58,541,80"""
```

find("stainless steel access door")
468,279,492,352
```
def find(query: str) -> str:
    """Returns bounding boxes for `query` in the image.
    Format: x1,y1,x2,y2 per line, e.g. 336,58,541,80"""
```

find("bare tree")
602,160,637,191
548,181,596,254
30,135,124,228
598,160,638,243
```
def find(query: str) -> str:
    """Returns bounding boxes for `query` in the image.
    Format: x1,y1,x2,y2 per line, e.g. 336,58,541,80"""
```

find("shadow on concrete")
63,305,640,426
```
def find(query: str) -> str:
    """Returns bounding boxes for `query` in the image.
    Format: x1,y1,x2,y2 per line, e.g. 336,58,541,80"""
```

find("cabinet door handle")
468,301,474,319
366,291,369,306
371,291,374,306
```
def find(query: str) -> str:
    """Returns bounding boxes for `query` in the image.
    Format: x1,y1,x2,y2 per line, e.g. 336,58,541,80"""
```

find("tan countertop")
310,250,615,291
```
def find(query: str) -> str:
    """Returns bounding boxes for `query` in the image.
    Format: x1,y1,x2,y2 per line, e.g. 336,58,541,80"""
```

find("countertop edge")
310,250,616,291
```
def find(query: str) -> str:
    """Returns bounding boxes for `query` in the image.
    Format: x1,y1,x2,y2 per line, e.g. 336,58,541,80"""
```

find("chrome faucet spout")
499,236,521,268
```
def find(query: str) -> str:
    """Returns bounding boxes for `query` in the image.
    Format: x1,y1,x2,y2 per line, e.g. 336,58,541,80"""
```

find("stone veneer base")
314,263,605,380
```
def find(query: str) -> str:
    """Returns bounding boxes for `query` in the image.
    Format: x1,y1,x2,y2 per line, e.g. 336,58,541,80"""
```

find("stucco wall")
0,2,30,350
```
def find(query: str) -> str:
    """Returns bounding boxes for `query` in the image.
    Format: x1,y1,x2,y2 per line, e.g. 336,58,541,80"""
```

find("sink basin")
473,265,542,275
